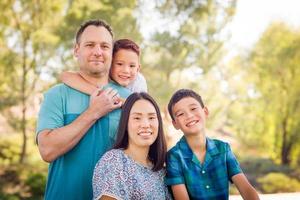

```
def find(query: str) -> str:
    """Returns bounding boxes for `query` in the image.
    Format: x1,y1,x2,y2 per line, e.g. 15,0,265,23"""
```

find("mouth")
186,120,199,127
118,75,131,80
89,60,104,64
138,131,152,137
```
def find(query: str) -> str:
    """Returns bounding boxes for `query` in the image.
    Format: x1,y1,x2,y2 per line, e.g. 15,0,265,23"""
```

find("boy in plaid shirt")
165,89,260,200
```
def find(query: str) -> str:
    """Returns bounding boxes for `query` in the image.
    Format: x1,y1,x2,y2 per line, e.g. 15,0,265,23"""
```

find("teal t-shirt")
36,82,131,200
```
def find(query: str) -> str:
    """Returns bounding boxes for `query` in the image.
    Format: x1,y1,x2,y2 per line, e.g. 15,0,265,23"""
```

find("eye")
130,64,136,68
176,113,184,117
102,44,110,50
85,43,94,47
133,117,140,120
116,62,123,66
149,116,157,120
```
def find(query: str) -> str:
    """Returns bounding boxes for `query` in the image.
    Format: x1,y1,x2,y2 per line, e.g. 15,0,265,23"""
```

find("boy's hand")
88,87,122,120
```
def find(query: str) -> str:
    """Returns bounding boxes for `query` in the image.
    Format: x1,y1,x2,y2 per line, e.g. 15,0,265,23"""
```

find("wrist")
84,107,102,121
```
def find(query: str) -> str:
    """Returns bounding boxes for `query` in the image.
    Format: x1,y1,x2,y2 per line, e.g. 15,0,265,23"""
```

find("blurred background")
0,0,300,199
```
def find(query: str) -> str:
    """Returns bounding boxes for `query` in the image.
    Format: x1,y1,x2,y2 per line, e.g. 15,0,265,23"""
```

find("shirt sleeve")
165,150,185,186
225,143,242,182
36,86,64,138
92,150,124,200
127,72,148,93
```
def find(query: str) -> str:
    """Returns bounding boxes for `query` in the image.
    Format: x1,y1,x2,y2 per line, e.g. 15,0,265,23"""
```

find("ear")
73,43,79,58
172,120,180,130
137,64,141,72
203,106,209,117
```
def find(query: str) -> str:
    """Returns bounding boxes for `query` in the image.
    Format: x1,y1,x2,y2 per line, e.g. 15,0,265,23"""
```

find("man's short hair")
75,19,113,44
168,89,205,121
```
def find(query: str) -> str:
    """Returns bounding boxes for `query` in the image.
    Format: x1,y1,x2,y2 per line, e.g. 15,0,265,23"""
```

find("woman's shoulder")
95,149,124,168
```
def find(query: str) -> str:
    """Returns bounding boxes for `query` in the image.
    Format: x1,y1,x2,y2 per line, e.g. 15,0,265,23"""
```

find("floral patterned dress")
92,149,172,200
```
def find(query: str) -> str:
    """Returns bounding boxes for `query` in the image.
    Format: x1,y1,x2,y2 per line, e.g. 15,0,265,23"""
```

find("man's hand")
88,87,122,120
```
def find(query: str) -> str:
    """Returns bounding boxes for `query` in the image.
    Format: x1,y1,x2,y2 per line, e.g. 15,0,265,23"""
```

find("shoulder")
99,149,123,163
167,137,187,159
107,83,131,97
44,83,79,98
136,72,146,82
44,83,65,95
126,72,147,93
167,140,181,155
208,138,231,152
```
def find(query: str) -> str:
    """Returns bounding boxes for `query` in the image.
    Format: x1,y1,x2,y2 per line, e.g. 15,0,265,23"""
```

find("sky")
139,0,300,59
229,0,300,50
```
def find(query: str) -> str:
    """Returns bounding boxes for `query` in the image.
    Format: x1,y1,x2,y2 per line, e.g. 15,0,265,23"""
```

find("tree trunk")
19,39,28,164
19,100,27,164
280,117,291,165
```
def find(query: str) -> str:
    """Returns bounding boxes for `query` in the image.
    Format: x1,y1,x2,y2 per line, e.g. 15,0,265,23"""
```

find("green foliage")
25,173,46,199
258,172,300,193
0,138,21,165
0,165,47,200
139,0,237,107
227,22,300,166
249,23,300,165
0,135,47,200
240,157,291,177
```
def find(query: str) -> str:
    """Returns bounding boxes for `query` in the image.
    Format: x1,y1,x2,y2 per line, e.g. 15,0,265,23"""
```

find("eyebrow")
174,110,183,116
174,103,199,115
131,112,157,115
83,41,112,46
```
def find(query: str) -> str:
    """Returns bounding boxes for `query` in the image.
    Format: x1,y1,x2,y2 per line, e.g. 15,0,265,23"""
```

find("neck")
124,145,151,167
79,70,109,87
185,131,206,152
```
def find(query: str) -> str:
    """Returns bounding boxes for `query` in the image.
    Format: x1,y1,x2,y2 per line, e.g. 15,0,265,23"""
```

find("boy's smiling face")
111,49,140,87
172,97,209,136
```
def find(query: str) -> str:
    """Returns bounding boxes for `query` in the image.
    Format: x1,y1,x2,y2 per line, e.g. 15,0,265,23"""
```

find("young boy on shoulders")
165,89,260,200
60,38,147,95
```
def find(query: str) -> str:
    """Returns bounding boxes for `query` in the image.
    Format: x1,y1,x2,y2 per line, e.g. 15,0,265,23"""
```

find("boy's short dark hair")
168,89,205,121
75,19,113,44
113,39,140,57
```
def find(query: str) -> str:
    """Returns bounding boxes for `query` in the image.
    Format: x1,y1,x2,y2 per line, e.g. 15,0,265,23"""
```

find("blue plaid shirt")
165,136,242,200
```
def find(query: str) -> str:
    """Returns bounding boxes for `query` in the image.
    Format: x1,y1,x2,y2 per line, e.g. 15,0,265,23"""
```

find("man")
36,20,131,200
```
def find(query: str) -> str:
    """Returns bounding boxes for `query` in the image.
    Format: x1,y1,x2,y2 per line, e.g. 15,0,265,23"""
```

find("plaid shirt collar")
178,136,220,167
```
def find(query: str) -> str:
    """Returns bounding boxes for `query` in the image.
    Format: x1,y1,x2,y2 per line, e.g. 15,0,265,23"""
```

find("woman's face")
127,99,159,149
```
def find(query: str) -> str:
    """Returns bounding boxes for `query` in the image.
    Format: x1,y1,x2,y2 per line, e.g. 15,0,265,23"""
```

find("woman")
92,92,172,200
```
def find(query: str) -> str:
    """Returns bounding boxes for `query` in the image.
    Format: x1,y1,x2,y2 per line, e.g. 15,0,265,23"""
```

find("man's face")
74,25,113,77
172,97,208,136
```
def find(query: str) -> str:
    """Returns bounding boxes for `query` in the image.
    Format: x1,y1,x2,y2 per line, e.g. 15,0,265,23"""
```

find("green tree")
138,0,237,106
0,0,65,163
0,0,142,164
229,22,300,166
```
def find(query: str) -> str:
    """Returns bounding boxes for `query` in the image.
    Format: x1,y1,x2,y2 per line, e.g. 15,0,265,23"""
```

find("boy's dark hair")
75,19,113,44
113,39,140,57
113,92,166,171
168,89,205,121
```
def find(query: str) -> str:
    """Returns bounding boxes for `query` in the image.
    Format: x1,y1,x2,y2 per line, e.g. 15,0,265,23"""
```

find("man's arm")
37,87,121,162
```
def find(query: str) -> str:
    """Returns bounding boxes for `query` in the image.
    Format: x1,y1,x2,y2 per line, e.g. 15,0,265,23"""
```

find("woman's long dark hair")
113,92,167,171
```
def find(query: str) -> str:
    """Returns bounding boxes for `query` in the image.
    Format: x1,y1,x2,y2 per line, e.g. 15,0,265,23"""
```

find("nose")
185,111,193,119
140,118,150,128
93,45,103,56
122,66,130,73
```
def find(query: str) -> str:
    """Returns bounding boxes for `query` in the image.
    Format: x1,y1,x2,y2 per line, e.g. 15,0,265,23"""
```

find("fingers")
91,87,102,98
111,100,122,109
